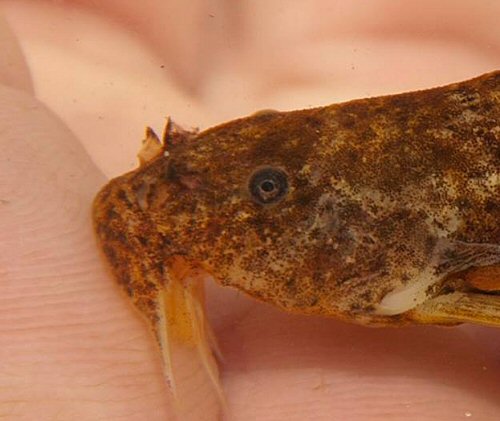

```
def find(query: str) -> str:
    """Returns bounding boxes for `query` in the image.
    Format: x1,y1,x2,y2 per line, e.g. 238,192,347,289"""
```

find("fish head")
107,110,439,324
94,71,499,327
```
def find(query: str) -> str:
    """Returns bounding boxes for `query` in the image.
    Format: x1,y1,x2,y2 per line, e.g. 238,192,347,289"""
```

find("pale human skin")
0,1,499,420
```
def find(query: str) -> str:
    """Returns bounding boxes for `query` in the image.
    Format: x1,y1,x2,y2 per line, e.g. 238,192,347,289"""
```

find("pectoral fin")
410,242,500,327
408,265,500,327
408,292,500,327
376,239,500,327
154,257,225,420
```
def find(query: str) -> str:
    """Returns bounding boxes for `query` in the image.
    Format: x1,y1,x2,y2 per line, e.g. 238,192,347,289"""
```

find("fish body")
93,71,500,417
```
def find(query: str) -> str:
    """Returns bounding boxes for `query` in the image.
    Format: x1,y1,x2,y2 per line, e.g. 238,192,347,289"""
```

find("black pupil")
260,180,276,192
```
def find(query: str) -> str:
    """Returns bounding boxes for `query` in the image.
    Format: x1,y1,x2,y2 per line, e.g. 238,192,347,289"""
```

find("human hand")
1,1,499,420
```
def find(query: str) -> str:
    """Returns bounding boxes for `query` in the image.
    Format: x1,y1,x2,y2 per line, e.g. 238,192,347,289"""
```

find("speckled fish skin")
93,71,499,327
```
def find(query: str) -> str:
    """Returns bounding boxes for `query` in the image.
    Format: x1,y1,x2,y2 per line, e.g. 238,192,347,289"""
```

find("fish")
92,70,499,419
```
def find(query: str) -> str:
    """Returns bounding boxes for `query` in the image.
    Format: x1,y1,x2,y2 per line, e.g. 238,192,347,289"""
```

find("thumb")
0,19,173,421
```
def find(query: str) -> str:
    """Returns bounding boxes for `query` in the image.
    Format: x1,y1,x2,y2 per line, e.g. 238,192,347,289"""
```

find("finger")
0,87,174,420
219,304,500,421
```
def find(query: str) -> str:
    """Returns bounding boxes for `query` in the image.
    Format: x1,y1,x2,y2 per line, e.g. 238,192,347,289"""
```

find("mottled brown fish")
93,71,499,418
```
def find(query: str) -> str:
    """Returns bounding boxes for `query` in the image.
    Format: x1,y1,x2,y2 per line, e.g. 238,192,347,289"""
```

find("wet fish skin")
94,71,499,328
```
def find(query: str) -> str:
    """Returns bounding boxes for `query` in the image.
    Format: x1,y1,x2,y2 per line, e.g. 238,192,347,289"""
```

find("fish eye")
249,167,288,205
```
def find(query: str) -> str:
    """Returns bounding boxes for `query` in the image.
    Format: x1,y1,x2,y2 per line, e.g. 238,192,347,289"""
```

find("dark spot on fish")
106,208,119,220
